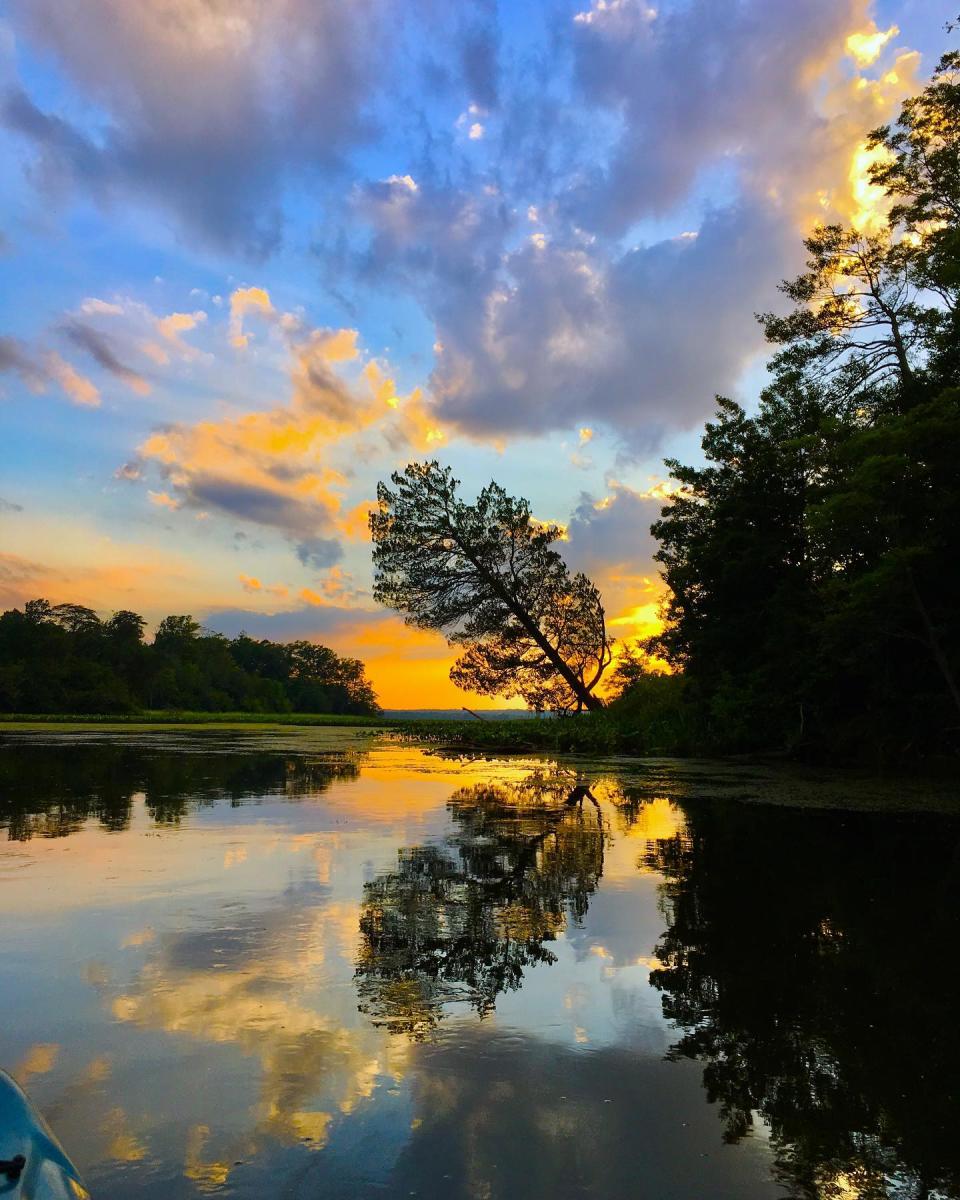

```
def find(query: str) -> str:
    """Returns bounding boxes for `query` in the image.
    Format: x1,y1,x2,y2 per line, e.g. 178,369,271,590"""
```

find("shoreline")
2,715,959,781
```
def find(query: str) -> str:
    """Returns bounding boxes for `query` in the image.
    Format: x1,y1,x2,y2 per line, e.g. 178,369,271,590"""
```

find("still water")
1,728,958,1200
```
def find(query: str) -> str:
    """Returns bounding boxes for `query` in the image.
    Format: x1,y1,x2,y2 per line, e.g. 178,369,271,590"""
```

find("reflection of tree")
645,802,960,1199
0,738,359,840
356,773,607,1036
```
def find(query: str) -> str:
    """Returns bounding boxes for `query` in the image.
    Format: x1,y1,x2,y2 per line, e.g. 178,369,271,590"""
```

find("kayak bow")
0,1070,89,1199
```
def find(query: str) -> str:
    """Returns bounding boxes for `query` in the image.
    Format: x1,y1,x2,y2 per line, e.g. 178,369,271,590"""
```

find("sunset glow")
0,0,950,709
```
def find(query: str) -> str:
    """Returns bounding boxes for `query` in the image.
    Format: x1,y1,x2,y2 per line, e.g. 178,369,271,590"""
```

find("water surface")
1,729,958,1199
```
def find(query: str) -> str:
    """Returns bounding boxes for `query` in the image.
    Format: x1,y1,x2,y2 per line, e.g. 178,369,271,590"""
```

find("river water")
1,728,958,1199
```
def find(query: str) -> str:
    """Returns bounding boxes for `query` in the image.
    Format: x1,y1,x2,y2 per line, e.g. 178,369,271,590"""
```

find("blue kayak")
0,1071,89,1199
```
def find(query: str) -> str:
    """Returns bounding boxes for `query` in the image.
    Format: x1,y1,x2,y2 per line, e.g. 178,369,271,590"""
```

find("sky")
0,0,954,708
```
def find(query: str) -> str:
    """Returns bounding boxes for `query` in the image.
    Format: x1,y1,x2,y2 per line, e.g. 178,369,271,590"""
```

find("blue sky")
0,0,954,705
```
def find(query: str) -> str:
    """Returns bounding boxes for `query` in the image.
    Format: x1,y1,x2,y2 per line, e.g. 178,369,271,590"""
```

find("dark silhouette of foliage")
370,461,612,712
647,51,960,761
645,800,960,1198
0,600,380,716
0,734,360,840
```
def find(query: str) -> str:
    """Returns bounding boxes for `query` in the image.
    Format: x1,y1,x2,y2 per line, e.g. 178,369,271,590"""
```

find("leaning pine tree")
369,462,612,712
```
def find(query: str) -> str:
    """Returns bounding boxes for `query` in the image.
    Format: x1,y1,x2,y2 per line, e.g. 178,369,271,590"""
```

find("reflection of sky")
0,739,784,1199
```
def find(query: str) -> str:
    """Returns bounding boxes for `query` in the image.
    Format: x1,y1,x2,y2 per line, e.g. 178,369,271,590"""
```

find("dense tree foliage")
371,461,612,712
648,51,960,761
0,599,380,715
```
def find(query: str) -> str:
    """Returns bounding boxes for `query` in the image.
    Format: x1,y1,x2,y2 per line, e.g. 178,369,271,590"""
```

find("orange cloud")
845,22,898,68
229,286,274,348
298,567,362,607
138,304,446,539
45,351,100,407
148,490,181,510
774,41,921,237
340,502,375,542
153,309,207,361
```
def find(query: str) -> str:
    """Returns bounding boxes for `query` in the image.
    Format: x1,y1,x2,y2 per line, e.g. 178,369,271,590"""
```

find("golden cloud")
148,489,181,510
45,351,101,407
298,567,361,607
239,574,289,599
782,41,922,237
138,294,447,541
229,286,274,348
845,23,898,68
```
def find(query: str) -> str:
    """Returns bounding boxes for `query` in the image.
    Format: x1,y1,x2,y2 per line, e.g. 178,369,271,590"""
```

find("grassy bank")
0,679,690,752
396,679,693,755
0,711,390,728
0,709,594,749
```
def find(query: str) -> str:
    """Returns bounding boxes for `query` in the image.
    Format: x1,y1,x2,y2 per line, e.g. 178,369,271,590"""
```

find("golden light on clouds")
137,289,447,541
148,489,181,510
229,285,273,348
610,602,661,637
45,352,100,408
636,478,689,503
848,140,896,233
845,24,898,68
240,574,289,598
298,567,359,607
763,13,920,244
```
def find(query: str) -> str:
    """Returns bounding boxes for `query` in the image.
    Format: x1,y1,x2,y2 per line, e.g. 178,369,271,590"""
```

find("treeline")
0,600,380,715
640,49,960,762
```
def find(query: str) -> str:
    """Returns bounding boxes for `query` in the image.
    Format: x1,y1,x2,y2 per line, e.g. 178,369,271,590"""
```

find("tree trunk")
508,603,605,711
451,529,605,712
908,572,960,722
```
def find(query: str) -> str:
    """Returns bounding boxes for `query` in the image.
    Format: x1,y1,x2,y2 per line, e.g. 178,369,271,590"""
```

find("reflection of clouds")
8,744,721,1193
184,1124,232,1192
101,1106,148,1163
586,783,687,878
388,1025,777,1199
120,927,155,948
222,845,247,870
105,878,411,1189
24,1052,153,1180
14,1041,60,1084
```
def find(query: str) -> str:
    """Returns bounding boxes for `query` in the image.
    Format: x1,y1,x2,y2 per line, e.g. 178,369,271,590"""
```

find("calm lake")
1,728,958,1200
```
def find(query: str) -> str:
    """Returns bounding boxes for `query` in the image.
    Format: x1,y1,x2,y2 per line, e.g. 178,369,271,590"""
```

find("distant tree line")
644,48,960,761
0,599,380,715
